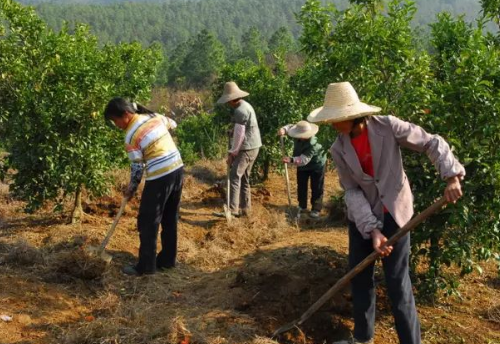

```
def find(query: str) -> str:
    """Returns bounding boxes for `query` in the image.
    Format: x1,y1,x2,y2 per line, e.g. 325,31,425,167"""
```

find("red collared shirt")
351,126,388,213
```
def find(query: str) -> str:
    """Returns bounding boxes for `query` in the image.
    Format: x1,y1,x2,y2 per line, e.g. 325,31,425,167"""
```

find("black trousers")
297,167,324,211
348,213,421,344
136,167,183,274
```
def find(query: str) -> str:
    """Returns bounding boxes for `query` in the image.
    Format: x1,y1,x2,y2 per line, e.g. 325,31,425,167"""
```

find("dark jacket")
293,136,326,172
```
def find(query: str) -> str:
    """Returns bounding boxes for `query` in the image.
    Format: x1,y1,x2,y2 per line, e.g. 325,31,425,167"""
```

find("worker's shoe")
310,210,321,218
122,265,154,276
332,339,373,344
213,211,240,218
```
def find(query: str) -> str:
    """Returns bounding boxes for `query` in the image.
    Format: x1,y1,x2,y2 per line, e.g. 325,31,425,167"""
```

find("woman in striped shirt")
104,97,184,276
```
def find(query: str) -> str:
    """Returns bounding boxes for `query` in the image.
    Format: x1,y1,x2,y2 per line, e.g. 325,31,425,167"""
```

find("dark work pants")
348,213,421,344
297,167,324,211
136,167,183,274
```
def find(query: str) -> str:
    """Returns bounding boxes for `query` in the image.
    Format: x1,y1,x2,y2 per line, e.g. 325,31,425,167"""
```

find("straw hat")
287,120,319,139
307,82,381,123
216,81,250,104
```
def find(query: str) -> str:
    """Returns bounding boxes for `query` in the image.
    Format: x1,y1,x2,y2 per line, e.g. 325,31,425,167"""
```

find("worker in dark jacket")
278,120,327,218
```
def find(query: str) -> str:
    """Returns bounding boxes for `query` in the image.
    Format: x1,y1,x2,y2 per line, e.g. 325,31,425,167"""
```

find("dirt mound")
48,249,108,282
198,183,225,206
1,235,109,282
231,245,352,344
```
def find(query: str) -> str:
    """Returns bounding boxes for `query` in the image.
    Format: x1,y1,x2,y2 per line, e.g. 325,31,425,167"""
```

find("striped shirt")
125,114,183,181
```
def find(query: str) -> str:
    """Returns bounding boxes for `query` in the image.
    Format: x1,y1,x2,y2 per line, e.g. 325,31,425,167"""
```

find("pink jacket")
331,115,465,239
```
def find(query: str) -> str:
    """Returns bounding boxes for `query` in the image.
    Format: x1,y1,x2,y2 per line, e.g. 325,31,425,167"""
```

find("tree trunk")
262,157,270,181
71,186,83,224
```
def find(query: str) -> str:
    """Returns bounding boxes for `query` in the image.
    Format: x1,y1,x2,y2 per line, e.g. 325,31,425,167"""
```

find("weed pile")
3,239,44,266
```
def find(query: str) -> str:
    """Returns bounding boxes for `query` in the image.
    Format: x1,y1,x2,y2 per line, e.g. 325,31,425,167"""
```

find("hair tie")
132,102,138,111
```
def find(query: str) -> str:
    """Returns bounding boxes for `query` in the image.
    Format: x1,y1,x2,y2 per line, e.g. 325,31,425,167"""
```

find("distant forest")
17,0,491,86
20,0,486,50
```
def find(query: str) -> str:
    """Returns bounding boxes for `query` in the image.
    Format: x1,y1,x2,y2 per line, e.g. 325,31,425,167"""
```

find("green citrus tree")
407,13,500,296
292,0,500,298
0,0,161,222
480,0,500,29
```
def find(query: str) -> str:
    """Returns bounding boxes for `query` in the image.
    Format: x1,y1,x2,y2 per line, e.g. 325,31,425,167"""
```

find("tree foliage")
409,13,500,296
19,0,493,88
168,29,226,88
269,27,295,55
0,0,160,219
289,0,500,298
480,0,500,28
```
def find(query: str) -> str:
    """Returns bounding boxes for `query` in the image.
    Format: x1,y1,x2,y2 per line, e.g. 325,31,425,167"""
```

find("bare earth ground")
0,160,499,344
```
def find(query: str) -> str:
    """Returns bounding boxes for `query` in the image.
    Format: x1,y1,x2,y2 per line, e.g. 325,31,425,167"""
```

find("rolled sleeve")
281,124,293,134
389,115,465,181
229,123,246,155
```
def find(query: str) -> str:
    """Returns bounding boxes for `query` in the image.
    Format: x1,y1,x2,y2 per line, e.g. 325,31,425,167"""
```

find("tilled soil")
0,161,498,344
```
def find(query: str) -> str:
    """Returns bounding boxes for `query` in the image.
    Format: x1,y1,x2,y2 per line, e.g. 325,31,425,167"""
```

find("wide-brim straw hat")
288,120,319,139
307,82,381,123
216,81,249,104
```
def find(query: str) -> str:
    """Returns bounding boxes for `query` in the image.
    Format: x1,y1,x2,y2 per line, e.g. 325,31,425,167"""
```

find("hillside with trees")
22,0,487,48
17,0,494,87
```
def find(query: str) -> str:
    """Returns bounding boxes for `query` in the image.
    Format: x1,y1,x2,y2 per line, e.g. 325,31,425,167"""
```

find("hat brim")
307,102,381,123
216,90,249,104
288,123,319,139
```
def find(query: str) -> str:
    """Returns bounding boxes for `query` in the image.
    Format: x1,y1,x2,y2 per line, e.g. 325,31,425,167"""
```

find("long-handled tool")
280,136,293,212
85,197,128,264
272,197,447,337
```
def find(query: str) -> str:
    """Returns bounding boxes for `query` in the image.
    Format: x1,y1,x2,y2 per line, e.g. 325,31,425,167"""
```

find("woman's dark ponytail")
134,102,154,115
104,97,154,120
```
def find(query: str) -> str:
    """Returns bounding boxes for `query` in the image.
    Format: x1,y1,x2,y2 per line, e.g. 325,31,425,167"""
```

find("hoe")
272,197,447,337
85,197,128,264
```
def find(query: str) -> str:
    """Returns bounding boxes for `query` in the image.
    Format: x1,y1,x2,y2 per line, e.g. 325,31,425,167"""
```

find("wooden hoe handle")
97,197,128,254
272,197,447,337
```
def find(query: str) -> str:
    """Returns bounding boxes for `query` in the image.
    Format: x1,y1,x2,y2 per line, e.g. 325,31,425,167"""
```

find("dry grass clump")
62,319,121,344
487,304,500,324
0,182,9,198
64,302,191,344
3,239,45,266
166,317,192,344
48,249,108,280
63,311,267,344
186,159,226,186
166,89,212,120
90,292,121,316
180,206,296,271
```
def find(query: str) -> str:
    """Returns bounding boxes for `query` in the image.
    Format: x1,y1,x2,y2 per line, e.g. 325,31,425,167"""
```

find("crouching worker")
308,82,465,344
278,120,326,218
104,97,184,276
